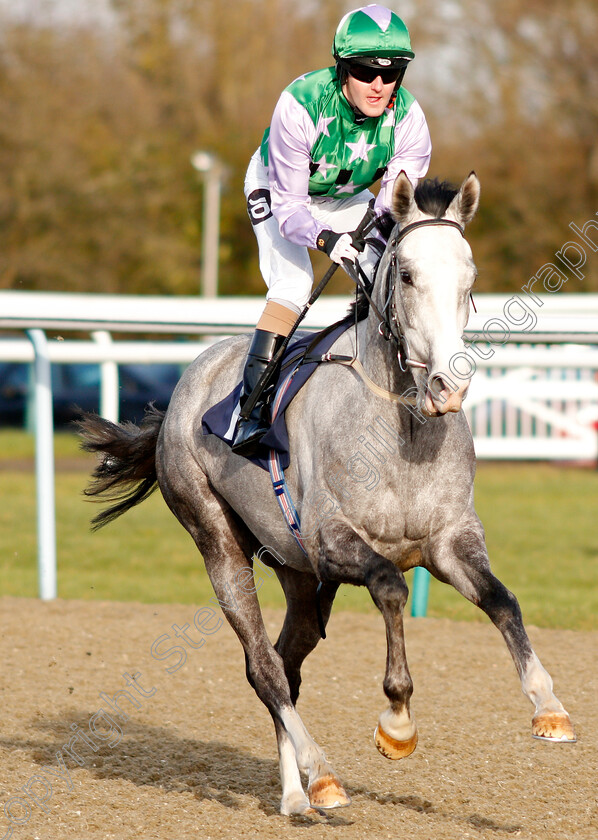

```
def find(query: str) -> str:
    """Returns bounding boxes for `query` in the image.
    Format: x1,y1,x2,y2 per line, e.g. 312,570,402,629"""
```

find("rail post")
92,331,119,422
411,567,430,617
26,329,57,600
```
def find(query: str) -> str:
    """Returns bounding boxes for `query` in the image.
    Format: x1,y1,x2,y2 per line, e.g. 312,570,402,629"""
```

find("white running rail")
1,291,597,600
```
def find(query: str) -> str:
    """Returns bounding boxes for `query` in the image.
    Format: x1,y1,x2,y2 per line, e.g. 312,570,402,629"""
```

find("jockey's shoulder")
285,67,338,104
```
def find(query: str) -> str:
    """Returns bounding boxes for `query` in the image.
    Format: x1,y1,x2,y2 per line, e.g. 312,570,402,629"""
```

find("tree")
0,0,596,296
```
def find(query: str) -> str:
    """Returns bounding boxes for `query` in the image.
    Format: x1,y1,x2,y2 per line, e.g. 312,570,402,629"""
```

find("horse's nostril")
429,375,449,397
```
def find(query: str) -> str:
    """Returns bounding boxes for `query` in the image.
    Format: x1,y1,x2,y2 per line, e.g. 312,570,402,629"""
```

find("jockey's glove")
316,229,366,265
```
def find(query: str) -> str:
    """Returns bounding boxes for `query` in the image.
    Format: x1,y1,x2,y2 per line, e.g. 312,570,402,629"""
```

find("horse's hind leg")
159,471,348,814
271,567,347,812
429,515,576,743
318,522,418,761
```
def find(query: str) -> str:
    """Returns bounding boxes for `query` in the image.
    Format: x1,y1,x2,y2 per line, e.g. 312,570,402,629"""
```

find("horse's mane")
347,177,459,322
414,177,459,218
347,289,370,323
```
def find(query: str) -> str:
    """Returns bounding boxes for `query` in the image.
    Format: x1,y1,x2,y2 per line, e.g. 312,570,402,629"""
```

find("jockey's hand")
316,229,366,265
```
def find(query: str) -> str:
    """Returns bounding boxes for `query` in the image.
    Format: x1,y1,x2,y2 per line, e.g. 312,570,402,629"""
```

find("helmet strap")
335,60,347,86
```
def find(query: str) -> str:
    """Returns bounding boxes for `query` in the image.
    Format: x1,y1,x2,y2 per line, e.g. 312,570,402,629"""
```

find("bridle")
350,217,465,373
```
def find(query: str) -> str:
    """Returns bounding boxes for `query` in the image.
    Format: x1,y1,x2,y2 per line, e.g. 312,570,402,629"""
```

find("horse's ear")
447,172,480,227
391,171,416,223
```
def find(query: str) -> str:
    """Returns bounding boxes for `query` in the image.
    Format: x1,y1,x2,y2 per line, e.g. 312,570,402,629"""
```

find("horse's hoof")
280,794,327,817
308,774,351,809
374,724,418,759
532,711,577,743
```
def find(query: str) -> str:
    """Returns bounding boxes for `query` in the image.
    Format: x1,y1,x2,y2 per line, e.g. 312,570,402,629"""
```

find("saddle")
201,316,353,471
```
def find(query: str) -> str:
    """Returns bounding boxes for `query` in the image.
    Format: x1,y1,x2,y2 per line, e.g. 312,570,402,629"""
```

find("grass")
1,430,597,630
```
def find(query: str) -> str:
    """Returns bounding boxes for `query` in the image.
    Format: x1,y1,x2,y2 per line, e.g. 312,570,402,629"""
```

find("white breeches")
244,149,382,311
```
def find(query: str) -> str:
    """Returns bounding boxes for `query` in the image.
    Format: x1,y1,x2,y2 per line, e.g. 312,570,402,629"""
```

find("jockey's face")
343,73,395,118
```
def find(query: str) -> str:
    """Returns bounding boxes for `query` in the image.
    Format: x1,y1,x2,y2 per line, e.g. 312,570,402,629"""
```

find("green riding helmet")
333,4,415,71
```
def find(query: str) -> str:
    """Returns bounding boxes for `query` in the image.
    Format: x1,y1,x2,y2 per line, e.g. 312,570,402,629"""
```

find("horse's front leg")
318,522,418,760
428,514,576,743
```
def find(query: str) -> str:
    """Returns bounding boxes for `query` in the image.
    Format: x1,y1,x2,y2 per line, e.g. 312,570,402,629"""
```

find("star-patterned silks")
346,135,377,164
382,109,395,129
313,155,335,176
269,67,418,199
316,115,335,138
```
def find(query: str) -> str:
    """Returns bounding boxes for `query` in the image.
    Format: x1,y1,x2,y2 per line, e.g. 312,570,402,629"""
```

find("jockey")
233,4,432,455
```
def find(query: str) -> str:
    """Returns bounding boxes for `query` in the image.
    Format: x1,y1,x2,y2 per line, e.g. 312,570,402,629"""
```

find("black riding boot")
231,329,285,456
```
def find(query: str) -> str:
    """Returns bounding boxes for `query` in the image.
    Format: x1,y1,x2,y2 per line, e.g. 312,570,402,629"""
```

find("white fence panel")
464,344,598,460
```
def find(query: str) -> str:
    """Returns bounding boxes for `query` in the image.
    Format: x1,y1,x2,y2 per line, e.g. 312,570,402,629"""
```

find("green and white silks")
257,67,431,249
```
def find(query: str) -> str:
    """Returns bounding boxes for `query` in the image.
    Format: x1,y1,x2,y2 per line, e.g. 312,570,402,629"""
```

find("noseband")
356,218,465,373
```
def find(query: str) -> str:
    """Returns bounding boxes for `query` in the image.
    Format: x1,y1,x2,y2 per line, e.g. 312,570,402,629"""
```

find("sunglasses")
346,63,405,85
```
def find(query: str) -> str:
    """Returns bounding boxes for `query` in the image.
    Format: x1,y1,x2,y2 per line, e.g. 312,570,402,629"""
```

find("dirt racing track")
0,597,596,840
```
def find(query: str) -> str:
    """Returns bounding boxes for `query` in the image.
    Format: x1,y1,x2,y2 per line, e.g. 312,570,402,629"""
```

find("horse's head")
382,171,480,416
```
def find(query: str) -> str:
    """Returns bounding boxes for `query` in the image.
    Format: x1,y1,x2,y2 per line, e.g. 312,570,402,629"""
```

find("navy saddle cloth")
201,318,352,472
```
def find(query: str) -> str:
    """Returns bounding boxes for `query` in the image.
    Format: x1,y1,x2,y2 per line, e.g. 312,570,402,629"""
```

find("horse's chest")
364,532,425,571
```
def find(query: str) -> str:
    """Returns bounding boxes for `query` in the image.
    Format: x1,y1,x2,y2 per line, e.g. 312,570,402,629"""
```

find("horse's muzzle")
424,374,470,415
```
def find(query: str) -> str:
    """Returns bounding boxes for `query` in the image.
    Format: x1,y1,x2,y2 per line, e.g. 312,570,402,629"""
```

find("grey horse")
80,172,575,818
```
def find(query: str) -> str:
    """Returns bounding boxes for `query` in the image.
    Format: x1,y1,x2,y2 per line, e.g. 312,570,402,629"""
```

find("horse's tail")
77,404,165,530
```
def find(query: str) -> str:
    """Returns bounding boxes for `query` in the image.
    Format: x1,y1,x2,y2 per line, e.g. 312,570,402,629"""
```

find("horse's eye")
399,269,413,286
